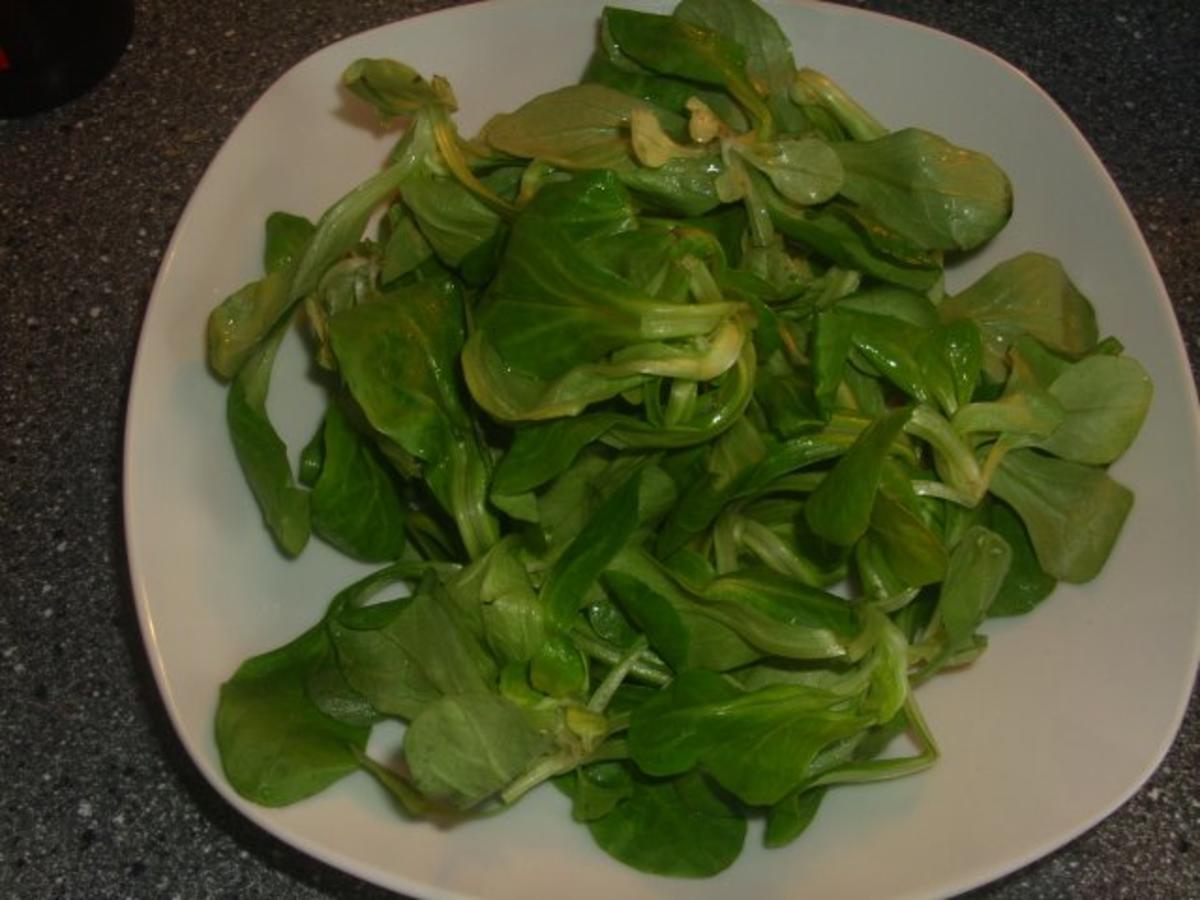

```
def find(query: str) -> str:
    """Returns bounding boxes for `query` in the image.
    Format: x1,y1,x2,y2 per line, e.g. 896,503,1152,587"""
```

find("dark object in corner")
0,0,134,117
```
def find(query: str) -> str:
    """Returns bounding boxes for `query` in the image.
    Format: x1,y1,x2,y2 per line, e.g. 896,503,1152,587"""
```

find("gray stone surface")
1,1,1195,897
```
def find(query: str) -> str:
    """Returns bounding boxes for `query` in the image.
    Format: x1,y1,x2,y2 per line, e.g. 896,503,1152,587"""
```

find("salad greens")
208,0,1151,878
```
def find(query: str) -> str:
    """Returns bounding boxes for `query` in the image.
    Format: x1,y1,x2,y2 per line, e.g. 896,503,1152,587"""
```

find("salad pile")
208,0,1152,877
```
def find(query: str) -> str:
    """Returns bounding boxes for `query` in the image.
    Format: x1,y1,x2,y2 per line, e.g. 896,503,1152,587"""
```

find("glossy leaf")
628,669,873,805
676,0,811,133
833,128,1012,252
805,407,912,546
982,499,1057,617
263,211,315,274
602,8,771,134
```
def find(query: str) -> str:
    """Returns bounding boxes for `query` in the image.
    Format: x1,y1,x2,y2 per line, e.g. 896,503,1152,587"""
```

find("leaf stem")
499,751,576,805
570,630,672,687
588,636,649,713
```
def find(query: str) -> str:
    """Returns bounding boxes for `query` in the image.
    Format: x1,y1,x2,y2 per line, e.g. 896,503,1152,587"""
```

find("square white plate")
124,1,1200,897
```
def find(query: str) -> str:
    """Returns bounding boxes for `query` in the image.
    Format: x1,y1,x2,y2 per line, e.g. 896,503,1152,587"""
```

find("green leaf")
738,138,844,205
833,128,1012,252
938,525,1011,652
765,786,827,849
982,499,1057,617
989,449,1133,583
791,67,887,141
938,253,1098,381
492,415,621,496
342,57,452,118
698,569,855,659
464,172,742,418
482,83,653,171
446,537,546,664
263,211,315,274
403,693,551,808
675,0,811,133
869,492,948,588
569,761,635,822
587,769,747,877
530,633,590,699
309,402,407,562
355,749,440,819
209,128,426,380
605,549,761,672
305,648,380,728
766,189,940,291
602,8,771,135
216,623,368,806
583,47,750,130
380,208,434,283
329,580,495,720
329,278,497,557
838,285,939,328
618,153,724,217
628,669,872,805
207,269,293,381
1034,354,1153,465
542,470,643,627
812,308,853,415
916,320,983,416
805,406,912,546
402,172,502,267
226,325,310,557
292,152,425,302
842,308,931,403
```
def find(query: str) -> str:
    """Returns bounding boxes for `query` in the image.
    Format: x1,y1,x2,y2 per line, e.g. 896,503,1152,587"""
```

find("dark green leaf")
602,8,771,134
805,406,912,545
982,499,1057,617
329,278,497,557
628,669,872,805
587,769,747,877
765,786,827,849
216,623,368,806
310,402,407,562
570,761,635,822
938,525,1011,652
492,415,621,496
226,325,310,557
263,211,315,274
542,470,643,627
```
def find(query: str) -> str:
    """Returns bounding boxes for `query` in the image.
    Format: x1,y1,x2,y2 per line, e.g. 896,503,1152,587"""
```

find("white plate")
124,1,1200,897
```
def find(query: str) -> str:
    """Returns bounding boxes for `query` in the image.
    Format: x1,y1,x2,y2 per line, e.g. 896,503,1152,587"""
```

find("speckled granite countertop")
2,1,1196,897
